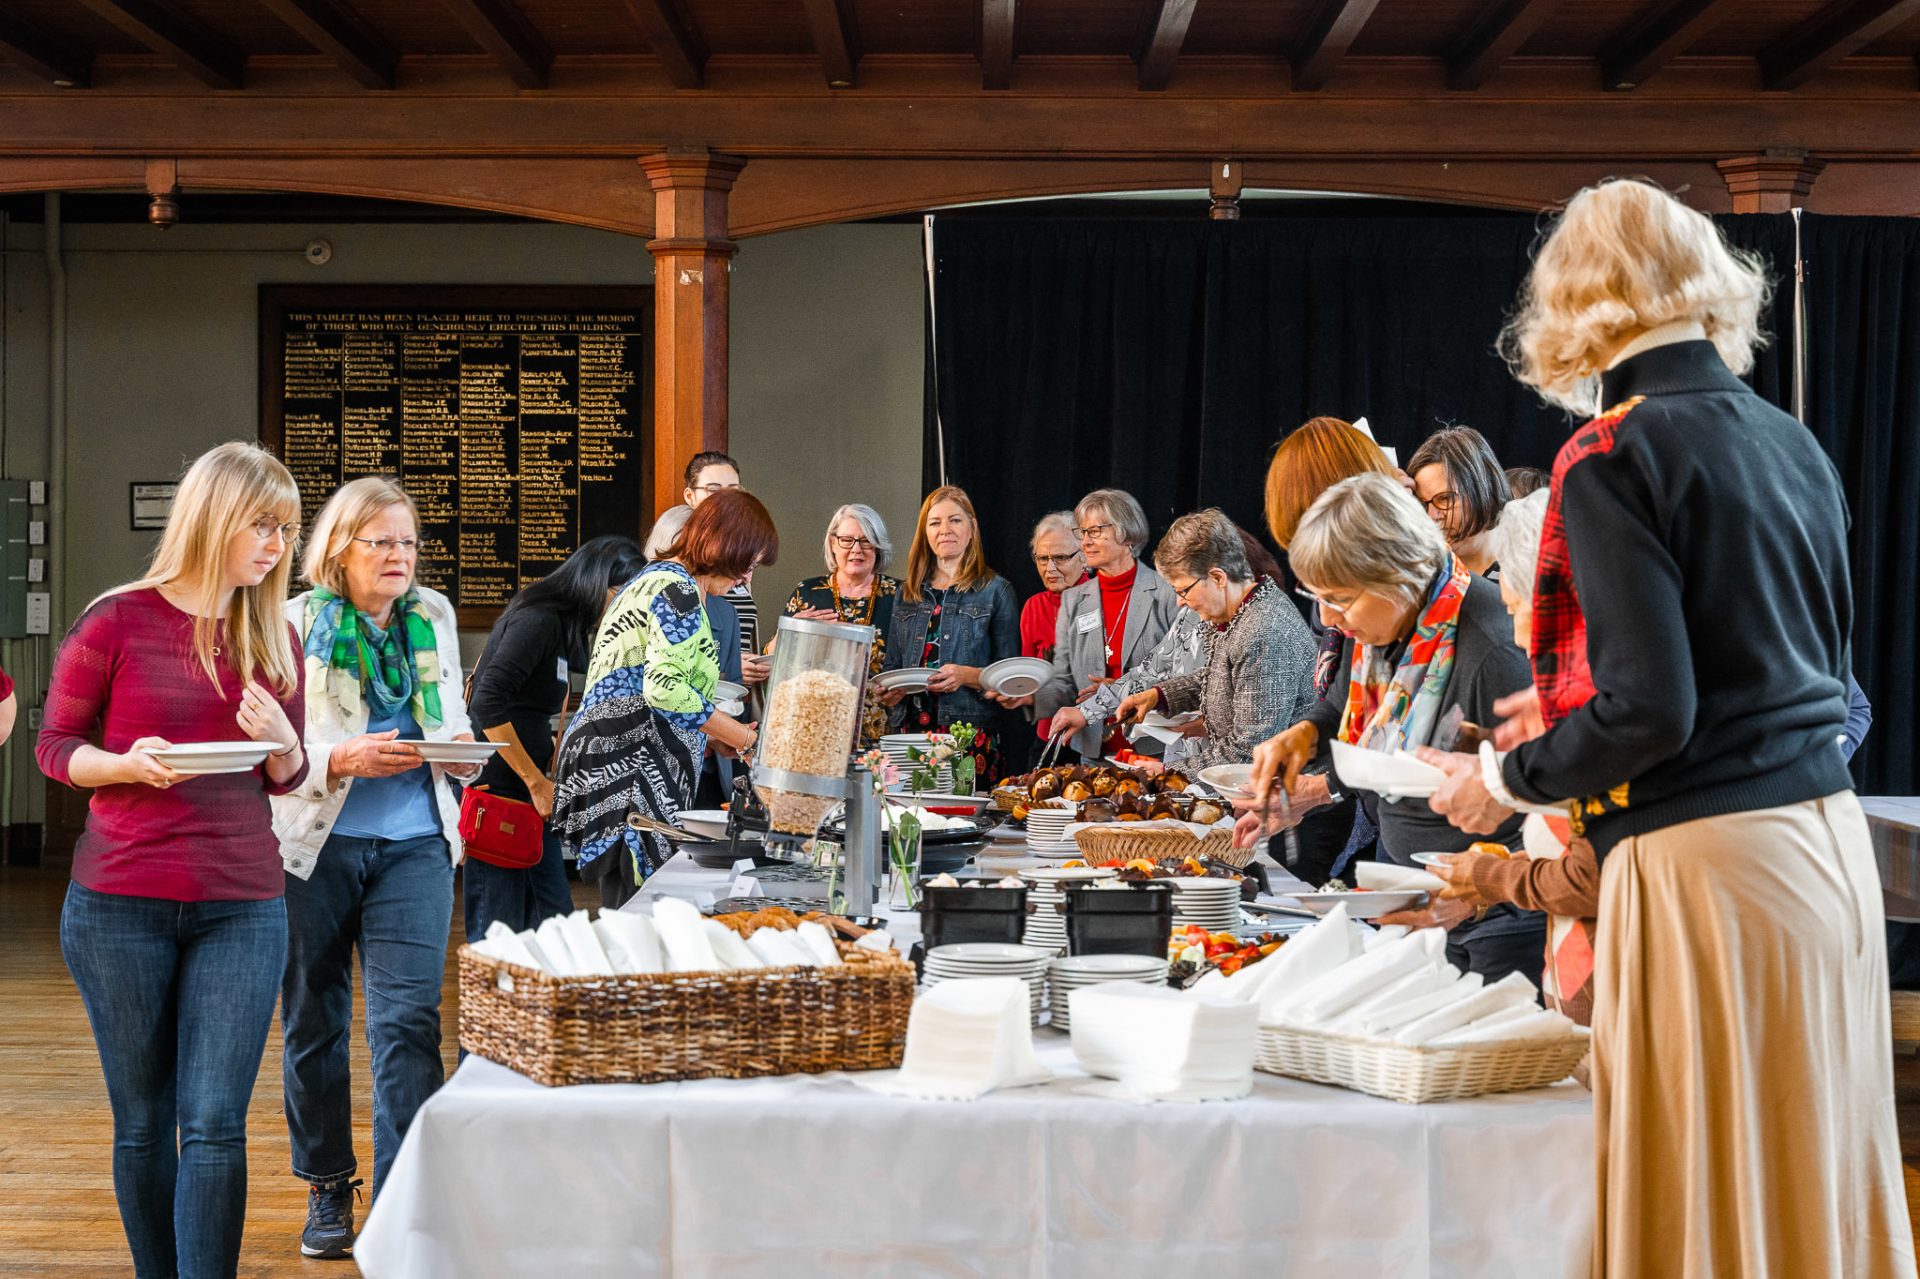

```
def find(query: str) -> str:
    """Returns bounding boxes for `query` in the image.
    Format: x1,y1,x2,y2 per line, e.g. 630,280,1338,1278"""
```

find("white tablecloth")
357,1038,1593,1278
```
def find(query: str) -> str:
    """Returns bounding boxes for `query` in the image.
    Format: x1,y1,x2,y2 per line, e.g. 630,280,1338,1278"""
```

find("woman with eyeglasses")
1029,489,1178,763
782,503,900,747
40,443,309,1279
1407,426,1512,578
880,485,1021,781
1245,473,1545,984
270,476,484,1254
1017,512,1087,743
554,489,775,905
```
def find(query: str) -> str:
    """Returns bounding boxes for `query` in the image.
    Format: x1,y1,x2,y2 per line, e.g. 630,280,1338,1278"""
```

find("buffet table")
355,1036,1593,1278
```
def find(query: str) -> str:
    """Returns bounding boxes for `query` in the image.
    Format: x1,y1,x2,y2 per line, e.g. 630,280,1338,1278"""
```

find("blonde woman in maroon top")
39,441,308,1279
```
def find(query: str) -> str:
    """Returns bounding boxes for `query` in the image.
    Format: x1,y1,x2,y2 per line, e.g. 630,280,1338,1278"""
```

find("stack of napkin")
467,898,877,978
1068,982,1260,1102
1183,905,1579,1047
860,977,1052,1100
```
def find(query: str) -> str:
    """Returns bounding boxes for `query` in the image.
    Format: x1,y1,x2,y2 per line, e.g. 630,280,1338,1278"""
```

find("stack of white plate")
923,943,1051,1026
1023,801,1077,856
1019,865,1118,954
878,733,954,792
1047,954,1170,1032
1169,876,1244,931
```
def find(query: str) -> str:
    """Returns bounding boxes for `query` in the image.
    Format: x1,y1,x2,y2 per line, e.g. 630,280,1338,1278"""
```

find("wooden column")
640,147,745,519
1716,150,1825,213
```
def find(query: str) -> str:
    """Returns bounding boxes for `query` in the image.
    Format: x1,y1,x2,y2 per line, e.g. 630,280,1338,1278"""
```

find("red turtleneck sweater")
1098,563,1137,680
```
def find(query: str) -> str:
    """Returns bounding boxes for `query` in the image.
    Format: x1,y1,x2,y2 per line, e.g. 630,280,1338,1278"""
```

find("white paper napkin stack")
1068,982,1260,1102
860,977,1052,1100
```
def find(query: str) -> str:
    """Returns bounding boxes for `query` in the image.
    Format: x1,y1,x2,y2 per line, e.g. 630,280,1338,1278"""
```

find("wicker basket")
457,943,916,1087
1073,823,1247,868
1255,1023,1590,1104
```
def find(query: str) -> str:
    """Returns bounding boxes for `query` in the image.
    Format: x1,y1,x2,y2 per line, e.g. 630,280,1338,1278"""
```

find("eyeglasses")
1072,522,1116,542
1032,554,1080,569
831,535,876,552
691,482,741,496
350,536,420,555
1296,585,1366,614
251,517,298,542
1170,576,1207,603
1420,491,1460,517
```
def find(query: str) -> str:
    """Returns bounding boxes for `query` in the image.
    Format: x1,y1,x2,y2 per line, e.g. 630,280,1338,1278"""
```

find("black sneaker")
301,1177,363,1259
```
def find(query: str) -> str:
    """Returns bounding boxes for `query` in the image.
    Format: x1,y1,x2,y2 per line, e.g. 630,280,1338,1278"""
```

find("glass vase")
951,755,977,796
887,833,923,909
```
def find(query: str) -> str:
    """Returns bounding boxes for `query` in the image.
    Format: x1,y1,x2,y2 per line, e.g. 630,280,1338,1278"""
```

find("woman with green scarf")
270,477,480,1259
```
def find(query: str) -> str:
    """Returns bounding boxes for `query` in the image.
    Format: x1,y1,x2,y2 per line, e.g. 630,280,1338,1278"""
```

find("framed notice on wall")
259,285,652,626
130,482,178,530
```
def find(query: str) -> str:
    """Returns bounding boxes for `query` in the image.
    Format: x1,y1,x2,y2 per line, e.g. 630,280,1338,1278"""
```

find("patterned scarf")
303,586,443,730
1338,554,1470,753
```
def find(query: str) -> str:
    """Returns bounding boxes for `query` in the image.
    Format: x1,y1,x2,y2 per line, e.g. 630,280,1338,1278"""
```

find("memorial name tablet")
262,287,649,624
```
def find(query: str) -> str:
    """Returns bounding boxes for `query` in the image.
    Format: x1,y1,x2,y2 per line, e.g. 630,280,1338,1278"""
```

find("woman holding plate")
272,476,484,1254
783,503,900,748
40,443,309,1279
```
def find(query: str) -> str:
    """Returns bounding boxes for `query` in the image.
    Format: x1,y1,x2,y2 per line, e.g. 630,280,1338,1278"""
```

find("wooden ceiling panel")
1015,0,1141,56
855,0,975,54
1182,0,1314,55
516,0,651,53
1350,0,1489,55
280,2,479,54
153,0,315,54
675,0,812,53
1861,11,1920,52
1687,1,1839,56
1526,0,1827,57
0,0,152,53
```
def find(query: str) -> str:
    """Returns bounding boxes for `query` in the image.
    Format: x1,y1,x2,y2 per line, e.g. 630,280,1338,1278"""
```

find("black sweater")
467,606,576,803
1504,340,1855,859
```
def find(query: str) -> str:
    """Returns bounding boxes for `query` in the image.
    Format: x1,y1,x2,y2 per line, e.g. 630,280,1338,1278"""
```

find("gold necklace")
829,575,876,626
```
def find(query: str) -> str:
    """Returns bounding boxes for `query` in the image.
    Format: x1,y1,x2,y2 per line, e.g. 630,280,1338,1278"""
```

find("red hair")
669,488,778,579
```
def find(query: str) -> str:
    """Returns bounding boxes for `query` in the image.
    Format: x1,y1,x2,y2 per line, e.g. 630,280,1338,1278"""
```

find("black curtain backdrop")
927,212,1911,794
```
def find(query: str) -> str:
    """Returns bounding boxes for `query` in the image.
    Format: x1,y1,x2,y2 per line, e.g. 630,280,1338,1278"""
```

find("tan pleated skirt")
1592,792,1917,1279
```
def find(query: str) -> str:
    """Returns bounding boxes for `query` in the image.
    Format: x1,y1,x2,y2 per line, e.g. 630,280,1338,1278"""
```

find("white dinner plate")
1051,954,1167,976
1328,739,1446,800
675,809,732,841
929,942,1049,962
411,740,505,765
1411,852,1456,868
980,656,1053,699
1283,889,1430,920
1196,764,1257,799
873,669,936,693
714,679,749,703
143,741,274,775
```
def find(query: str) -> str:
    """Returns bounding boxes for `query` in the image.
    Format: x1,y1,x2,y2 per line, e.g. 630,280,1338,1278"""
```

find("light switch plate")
26,558,43,583
27,521,44,546
25,591,49,634
27,481,44,505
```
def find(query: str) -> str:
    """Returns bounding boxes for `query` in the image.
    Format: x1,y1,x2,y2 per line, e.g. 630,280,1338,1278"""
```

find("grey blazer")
1033,563,1179,761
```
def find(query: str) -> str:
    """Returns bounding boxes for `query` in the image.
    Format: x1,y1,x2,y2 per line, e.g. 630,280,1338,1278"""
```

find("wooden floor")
5,858,1920,1276
0,859,589,1278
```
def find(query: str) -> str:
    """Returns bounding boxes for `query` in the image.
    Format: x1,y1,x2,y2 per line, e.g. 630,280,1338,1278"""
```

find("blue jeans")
281,832,452,1199
61,882,287,1279
461,828,572,943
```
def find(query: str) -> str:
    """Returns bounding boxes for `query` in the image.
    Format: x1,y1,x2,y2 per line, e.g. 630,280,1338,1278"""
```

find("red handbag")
458,787,544,869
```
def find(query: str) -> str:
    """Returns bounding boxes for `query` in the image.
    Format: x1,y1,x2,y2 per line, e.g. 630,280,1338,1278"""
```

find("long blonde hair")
1501,179,1772,413
102,442,302,697
901,485,993,604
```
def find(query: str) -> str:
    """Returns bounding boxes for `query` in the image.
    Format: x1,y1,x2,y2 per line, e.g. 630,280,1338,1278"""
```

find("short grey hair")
1290,473,1449,612
822,503,892,573
1154,509,1251,584
1487,490,1549,599
1074,488,1151,555
1029,510,1076,550
644,504,690,560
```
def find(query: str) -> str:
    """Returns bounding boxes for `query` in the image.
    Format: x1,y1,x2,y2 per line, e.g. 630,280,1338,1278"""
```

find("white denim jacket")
271,585,474,880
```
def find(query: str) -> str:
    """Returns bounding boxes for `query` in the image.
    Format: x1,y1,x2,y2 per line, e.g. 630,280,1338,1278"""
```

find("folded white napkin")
854,931,897,952
861,978,1051,1100
480,921,544,971
1432,1007,1580,1046
702,920,765,970
1393,971,1540,1045
558,910,616,976
1364,923,1409,950
1323,964,1458,1033
745,928,814,968
1231,903,1358,1010
592,912,663,975
1068,983,1258,1100
795,920,844,967
516,928,559,974
1351,971,1483,1036
1355,862,1447,895
1271,928,1446,1027
653,898,722,972
535,917,582,976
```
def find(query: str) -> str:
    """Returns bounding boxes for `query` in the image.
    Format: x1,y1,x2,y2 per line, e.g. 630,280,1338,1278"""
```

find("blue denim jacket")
883,574,1021,730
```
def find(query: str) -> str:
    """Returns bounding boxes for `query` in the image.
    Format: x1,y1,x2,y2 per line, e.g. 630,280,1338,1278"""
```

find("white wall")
0,213,924,827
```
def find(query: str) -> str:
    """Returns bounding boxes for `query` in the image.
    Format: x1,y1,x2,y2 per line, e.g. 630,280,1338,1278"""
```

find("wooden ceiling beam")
1134,0,1198,91
798,0,861,88
1762,0,1920,91
1445,0,1562,91
1601,0,1745,91
620,0,706,89
0,11,92,87
73,0,242,89
257,0,397,90
981,0,1016,90
1290,0,1386,91
436,0,551,90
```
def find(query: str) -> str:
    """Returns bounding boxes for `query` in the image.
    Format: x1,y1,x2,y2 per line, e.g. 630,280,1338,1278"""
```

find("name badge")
1075,611,1101,634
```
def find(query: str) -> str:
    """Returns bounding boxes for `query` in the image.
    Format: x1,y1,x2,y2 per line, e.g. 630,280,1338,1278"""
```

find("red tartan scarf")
1532,396,1645,726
